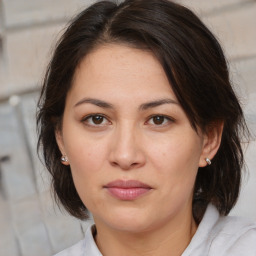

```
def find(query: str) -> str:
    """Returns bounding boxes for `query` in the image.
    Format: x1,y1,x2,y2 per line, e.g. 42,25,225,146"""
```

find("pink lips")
104,180,152,200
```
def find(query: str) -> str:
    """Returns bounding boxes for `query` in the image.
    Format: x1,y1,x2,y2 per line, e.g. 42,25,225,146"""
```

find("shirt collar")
84,224,103,256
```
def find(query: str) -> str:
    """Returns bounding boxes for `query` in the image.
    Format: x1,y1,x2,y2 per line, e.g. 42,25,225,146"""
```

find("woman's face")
57,44,210,233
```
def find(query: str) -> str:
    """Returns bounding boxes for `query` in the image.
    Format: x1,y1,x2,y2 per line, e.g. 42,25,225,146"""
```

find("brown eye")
92,115,104,124
146,115,174,126
152,116,165,125
83,114,110,127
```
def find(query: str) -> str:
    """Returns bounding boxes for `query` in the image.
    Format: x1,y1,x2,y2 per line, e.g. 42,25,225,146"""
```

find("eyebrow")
74,98,114,108
74,97,178,110
139,98,179,110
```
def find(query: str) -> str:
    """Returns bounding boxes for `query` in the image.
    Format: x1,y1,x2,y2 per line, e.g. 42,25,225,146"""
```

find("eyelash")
81,114,175,127
146,115,175,126
81,114,111,127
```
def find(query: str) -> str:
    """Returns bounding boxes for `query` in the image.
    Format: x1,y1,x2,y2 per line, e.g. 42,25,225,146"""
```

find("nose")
109,124,146,170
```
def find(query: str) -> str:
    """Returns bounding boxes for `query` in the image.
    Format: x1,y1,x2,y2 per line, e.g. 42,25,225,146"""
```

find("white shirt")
54,204,256,256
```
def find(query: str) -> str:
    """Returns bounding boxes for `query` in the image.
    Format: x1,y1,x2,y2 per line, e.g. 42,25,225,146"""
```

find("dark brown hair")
37,0,249,222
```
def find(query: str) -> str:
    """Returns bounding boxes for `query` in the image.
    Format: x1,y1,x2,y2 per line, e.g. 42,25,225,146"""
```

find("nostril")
111,161,119,167
110,159,142,170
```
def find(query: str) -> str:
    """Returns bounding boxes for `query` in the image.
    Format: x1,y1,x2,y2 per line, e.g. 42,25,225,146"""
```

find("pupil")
153,116,164,125
92,115,103,124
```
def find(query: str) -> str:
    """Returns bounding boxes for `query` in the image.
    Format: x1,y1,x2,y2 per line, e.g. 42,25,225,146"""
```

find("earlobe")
60,155,70,165
55,129,69,164
205,158,211,166
199,122,224,167
55,129,64,153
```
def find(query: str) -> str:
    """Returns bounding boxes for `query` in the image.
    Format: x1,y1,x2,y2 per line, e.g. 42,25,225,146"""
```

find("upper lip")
104,179,152,189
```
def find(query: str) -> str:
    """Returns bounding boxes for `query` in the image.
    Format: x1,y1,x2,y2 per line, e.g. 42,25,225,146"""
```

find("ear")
199,122,224,167
55,128,69,166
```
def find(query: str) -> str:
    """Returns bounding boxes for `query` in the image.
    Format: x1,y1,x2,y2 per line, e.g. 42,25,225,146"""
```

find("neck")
94,211,197,256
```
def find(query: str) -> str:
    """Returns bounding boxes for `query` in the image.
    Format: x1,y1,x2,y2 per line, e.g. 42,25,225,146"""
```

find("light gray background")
0,0,255,255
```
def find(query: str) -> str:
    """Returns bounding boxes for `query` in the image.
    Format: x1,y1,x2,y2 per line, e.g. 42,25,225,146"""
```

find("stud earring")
205,158,211,166
61,155,69,164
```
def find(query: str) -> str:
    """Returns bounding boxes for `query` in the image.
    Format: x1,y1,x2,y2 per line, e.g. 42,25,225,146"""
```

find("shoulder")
184,204,256,256
54,239,85,256
209,215,256,255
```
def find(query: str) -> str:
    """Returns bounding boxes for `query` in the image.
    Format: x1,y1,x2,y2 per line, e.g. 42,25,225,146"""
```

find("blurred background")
0,0,255,255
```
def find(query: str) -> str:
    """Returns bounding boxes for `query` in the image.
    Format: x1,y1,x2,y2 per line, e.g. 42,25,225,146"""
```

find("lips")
104,180,152,200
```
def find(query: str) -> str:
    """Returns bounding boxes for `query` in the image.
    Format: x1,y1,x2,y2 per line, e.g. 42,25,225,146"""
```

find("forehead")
70,44,174,100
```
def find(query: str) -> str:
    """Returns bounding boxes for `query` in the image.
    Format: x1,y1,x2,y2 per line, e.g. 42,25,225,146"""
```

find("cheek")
149,132,202,190
150,136,201,170
63,130,110,195
67,140,106,173
64,137,109,210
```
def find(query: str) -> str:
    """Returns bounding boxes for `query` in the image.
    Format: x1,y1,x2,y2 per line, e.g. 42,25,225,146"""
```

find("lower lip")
106,187,151,200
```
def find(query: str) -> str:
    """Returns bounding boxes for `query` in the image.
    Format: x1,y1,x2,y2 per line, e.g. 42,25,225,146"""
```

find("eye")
146,115,174,126
82,114,111,126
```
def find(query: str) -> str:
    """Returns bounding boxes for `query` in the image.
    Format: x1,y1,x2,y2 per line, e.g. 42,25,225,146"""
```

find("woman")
37,0,256,255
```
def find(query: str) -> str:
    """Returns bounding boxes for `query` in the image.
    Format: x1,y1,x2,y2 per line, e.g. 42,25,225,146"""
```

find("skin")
56,44,222,256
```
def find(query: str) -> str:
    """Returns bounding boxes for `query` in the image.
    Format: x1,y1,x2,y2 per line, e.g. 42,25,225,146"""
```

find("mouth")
103,180,152,201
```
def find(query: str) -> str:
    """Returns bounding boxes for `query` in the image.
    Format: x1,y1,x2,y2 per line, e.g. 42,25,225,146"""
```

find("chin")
110,220,153,234
98,208,159,234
